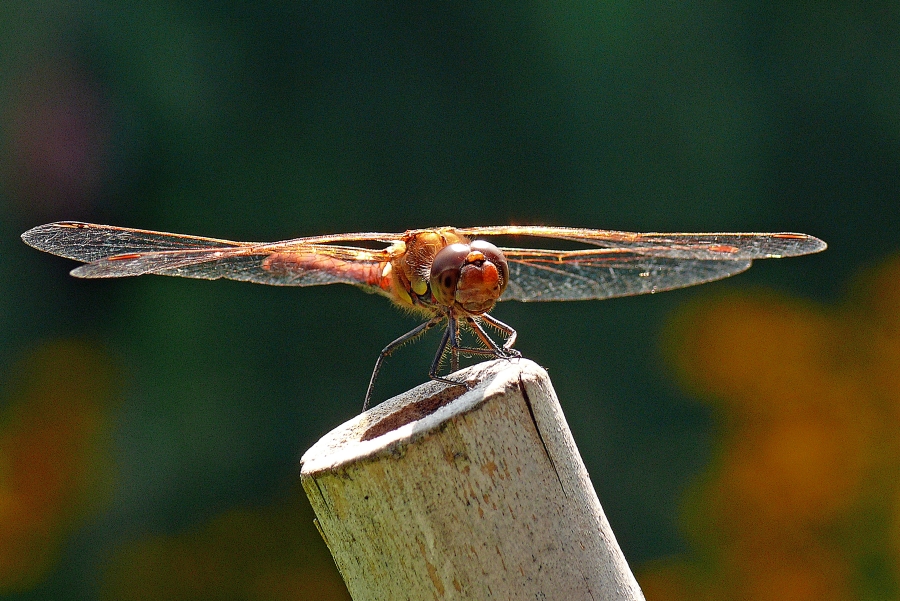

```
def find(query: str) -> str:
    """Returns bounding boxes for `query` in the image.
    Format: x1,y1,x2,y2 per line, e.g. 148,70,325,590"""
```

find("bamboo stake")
300,359,645,601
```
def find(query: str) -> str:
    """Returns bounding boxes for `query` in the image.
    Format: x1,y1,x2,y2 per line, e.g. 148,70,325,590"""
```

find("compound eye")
469,240,509,295
429,243,470,306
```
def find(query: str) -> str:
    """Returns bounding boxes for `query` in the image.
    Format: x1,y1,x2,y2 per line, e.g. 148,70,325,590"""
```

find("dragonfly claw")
430,375,470,390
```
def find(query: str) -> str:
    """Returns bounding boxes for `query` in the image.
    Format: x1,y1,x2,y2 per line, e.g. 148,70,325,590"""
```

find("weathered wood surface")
301,359,645,601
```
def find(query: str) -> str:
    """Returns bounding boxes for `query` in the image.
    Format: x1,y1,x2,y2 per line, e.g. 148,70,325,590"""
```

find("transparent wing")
459,226,826,259
21,221,394,289
500,248,753,301
21,221,403,260
21,221,251,262
23,222,826,296
65,247,392,289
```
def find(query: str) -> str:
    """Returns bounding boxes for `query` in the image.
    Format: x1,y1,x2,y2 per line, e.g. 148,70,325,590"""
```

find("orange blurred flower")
644,255,900,600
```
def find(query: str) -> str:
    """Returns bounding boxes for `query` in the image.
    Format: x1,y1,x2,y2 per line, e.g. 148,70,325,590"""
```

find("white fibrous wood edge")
300,359,645,601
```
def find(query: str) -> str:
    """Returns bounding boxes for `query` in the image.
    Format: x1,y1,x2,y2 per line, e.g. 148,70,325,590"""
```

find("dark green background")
0,2,894,599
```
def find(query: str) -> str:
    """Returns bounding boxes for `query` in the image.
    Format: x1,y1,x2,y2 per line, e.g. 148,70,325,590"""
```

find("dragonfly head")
430,240,508,314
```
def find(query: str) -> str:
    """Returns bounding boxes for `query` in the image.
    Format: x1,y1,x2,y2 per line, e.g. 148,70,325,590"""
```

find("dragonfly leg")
363,315,443,411
478,313,519,353
442,318,505,359
451,318,460,372
426,315,517,393
427,316,472,389
466,316,522,360
429,315,515,364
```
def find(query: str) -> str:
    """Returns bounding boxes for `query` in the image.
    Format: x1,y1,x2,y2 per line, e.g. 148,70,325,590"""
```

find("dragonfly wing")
23,222,390,290
22,222,404,260
460,226,826,259
500,248,752,301
68,250,385,288
21,221,251,262
66,246,390,289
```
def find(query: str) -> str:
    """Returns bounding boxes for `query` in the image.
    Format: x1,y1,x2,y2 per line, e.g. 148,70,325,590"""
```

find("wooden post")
300,359,645,601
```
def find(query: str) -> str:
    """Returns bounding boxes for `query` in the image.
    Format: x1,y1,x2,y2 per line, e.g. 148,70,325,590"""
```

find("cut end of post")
360,382,469,441
300,358,534,475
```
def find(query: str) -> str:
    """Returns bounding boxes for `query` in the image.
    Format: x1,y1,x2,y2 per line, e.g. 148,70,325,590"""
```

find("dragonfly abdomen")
262,252,391,291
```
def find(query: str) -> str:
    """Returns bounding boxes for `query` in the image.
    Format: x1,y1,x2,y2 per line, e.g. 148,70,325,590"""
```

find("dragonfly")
22,222,826,409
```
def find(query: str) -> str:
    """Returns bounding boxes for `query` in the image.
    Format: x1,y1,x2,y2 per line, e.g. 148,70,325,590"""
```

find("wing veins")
505,257,604,299
464,226,826,259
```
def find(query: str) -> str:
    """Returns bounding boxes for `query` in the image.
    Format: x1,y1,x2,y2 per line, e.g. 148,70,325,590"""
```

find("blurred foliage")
641,256,900,600
100,484,348,601
0,1,896,599
0,340,117,593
